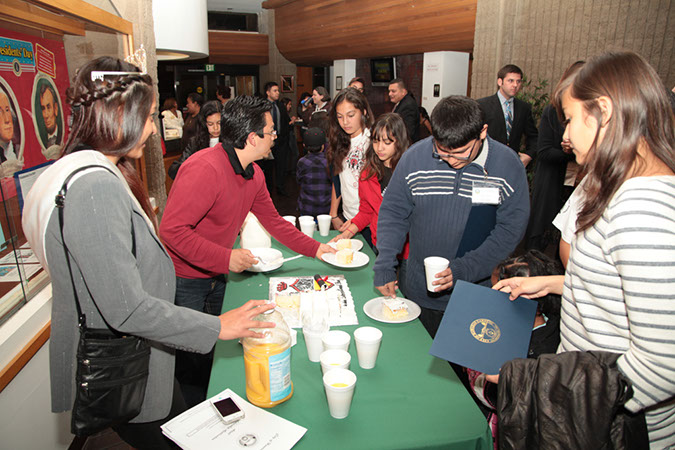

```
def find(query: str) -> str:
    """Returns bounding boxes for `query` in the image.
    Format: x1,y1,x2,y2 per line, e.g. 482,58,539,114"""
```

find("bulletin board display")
0,28,71,197
0,28,69,323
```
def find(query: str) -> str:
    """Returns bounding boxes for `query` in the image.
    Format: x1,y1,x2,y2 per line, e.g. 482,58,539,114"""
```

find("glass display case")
0,177,49,326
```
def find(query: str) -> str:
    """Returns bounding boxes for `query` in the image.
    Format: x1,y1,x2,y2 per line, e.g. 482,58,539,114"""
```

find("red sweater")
160,144,320,279
351,170,409,259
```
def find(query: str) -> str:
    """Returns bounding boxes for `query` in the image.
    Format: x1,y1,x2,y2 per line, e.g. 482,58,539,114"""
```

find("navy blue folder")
429,280,538,374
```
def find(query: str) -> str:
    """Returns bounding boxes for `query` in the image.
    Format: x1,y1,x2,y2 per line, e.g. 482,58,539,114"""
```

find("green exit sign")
205,64,215,72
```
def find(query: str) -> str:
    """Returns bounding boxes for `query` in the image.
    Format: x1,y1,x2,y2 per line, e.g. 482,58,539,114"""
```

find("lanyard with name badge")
471,168,501,205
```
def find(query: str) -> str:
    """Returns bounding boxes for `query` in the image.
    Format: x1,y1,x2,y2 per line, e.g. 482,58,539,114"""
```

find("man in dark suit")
477,64,538,167
389,78,420,142
264,81,291,196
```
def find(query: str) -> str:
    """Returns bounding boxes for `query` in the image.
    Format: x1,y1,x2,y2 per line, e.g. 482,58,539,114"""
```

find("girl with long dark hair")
326,87,374,236
493,51,675,448
332,113,409,245
332,113,411,291
21,57,273,448
168,100,222,179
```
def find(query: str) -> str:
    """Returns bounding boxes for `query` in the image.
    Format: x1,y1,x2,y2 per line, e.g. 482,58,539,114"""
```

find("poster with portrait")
32,75,64,160
0,29,70,197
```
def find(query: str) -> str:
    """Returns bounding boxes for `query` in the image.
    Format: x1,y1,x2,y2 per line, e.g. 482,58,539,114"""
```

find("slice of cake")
336,239,352,250
382,298,409,320
275,292,300,311
336,249,354,265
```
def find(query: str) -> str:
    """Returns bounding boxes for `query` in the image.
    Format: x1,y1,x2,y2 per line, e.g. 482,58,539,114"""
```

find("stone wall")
471,0,675,99
63,0,167,213
259,9,298,105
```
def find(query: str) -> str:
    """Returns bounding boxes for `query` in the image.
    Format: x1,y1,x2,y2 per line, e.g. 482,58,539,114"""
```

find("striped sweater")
374,136,529,310
561,176,675,448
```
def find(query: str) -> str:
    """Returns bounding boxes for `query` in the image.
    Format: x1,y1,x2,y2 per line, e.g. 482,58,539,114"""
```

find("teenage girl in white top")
327,87,374,234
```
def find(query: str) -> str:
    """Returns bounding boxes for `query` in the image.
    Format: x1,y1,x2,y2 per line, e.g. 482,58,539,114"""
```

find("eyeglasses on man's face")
432,138,481,162
261,130,277,138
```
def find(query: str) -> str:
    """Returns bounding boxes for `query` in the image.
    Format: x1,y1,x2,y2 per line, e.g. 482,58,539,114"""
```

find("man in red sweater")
160,95,334,405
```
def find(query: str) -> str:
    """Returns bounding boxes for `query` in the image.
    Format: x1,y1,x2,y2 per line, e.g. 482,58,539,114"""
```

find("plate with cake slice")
363,297,421,324
321,249,369,268
328,238,364,252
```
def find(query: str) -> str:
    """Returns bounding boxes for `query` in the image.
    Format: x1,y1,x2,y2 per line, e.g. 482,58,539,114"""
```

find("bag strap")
55,164,118,331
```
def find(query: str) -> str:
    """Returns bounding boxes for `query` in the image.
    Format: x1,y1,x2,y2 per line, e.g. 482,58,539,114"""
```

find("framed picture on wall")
281,75,294,93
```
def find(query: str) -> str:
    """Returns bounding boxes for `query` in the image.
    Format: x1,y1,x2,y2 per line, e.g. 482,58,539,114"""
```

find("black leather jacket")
497,351,648,450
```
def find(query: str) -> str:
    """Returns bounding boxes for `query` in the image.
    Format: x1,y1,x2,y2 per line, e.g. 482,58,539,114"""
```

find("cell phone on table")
211,396,245,424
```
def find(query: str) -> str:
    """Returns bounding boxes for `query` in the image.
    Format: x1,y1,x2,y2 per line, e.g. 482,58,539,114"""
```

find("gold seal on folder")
470,319,501,343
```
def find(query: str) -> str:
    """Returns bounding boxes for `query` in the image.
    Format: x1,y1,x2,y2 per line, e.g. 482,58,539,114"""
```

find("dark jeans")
174,275,226,315
174,275,226,407
113,379,186,449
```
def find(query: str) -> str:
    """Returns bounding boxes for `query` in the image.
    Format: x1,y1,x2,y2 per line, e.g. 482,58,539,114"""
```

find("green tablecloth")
208,232,492,450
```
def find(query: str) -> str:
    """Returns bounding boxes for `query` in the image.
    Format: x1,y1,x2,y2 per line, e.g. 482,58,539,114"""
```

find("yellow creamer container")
242,309,293,408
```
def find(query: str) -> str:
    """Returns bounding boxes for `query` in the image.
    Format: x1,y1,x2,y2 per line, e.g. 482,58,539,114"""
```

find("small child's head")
493,250,564,318
303,127,326,153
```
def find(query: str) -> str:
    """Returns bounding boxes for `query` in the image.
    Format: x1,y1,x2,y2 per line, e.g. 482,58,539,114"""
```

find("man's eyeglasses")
432,138,482,162
261,130,277,137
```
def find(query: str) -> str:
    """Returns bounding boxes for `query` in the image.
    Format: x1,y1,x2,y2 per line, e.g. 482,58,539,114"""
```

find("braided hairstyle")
63,56,157,230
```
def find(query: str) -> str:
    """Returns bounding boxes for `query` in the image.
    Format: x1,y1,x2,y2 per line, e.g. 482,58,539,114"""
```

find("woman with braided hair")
22,57,274,448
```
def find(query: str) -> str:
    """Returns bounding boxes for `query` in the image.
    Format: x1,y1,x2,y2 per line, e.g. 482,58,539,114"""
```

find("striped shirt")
560,176,675,448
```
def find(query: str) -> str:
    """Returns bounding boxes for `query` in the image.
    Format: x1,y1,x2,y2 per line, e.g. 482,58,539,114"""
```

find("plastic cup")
299,221,315,238
298,215,314,225
424,256,449,292
320,349,351,375
303,327,328,362
322,330,351,352
317,214,332,236
353,327,383,369
323,368,357,419
283,215,297,226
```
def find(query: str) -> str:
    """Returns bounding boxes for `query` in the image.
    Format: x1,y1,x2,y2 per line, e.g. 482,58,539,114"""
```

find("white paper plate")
321,251,369,268
245,248,283,272
328,239,364,252
363,297,421,324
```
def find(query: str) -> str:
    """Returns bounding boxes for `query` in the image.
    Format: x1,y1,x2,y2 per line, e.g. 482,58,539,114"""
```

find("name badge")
472,181,501,205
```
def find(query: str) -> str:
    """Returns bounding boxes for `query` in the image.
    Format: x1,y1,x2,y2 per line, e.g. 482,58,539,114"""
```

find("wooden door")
296,66,313,96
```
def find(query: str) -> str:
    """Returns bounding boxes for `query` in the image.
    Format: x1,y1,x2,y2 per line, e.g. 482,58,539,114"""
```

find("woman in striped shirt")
494,51,675,448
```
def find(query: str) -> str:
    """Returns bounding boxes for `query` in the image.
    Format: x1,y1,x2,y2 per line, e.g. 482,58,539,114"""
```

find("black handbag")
56,165,151,437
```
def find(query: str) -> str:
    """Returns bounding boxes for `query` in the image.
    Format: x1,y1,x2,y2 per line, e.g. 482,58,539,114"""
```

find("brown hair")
313,86,331,103
162,97,177,111
363,113,409,181
327,87,374,174
551,61,585,123
63,56,158,231
559,51,675,232
497,64,523,80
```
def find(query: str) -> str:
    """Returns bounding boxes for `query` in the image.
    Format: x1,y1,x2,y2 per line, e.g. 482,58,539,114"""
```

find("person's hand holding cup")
424,256,450,292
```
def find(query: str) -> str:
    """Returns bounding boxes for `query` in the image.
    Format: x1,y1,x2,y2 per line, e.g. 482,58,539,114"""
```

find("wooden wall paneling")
25,0,134,35
208,31,269,65
1,0,85,36
269,0,477,65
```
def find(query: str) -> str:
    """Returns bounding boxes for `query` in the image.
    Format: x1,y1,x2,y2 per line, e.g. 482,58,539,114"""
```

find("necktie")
505,100,513,141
